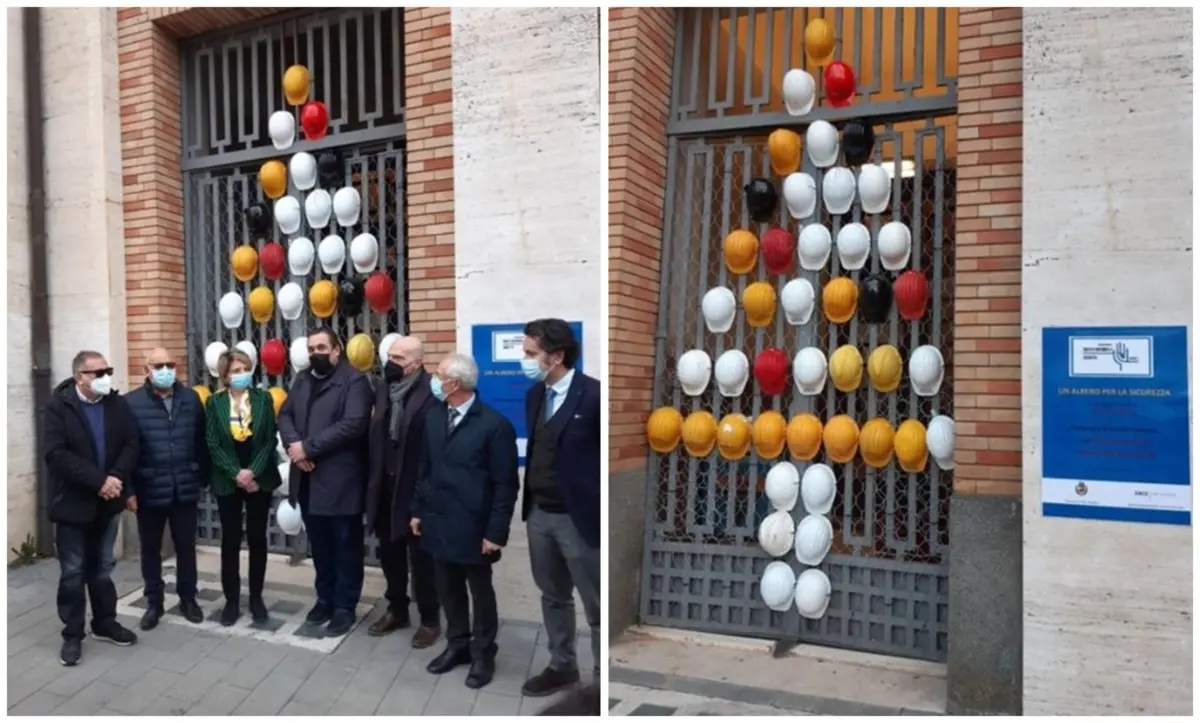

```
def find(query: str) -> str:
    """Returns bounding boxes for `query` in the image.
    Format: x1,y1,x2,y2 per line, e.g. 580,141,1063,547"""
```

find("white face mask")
90,375,113,396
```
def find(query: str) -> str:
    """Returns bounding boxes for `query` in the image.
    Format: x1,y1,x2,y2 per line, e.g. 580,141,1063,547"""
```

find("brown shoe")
411,624,441,649
521,666,581,697
367,611,410,637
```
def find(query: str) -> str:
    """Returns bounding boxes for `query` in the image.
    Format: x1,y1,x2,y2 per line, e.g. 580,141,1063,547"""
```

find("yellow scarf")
229,392,254,442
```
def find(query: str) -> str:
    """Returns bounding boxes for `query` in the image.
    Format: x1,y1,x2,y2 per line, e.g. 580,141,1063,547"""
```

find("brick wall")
952,8,1023,496
607,7,675,473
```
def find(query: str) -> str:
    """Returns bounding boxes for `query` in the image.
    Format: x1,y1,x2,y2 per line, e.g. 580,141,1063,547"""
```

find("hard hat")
783,173,817,220
193,384,211,407
859,418,896,469
349,233,379,273
346,333,376,372
822,276,858,324
304,189,333,229
894,270,930,321
204,341,228,377
742,281,777,328
277,282,305,321
758,510,796,558
268,386,288,416
764,460,801,511
927,415,955,470
231,245,259,283
753,348,790,396
780,278,815,325
794,568,832,620
681,411,719,457
676,349,713,397
300,100,329,141
787,413,823,461
828,344,863,393
835,222,870,271
276,459,291,497
760,560,797,611
752,410,788,459
723,230,759,275
260,339,287,377
894,419,929,473
714,350,750,398
841,119,876,167
701,287,737,334
317,150,343,188
308,279,339,318
289,152,317,191
792,347,827,396
878,221,912,271
268,110,295,151
716,413,752,461
646,407,685,454
333,187,362,228
800,463,836,515
289,336,310,372
219,292,245,329
782,68,816,116
259,160,288,200
822,167,856,215
859,274,894,324
247,286,275,324
908,345,945,397
234,340,258,372
858,164,890,214
276,499,303,535
287,236,315,277
365,272,396,314
745,177,779,223
797,223,831,270
804,17,835,64
768,129,802,176
282,64,311,106
805,120,839,168
761,227,796,275
867,345,903,393
338,277,366,316
378,332,401,366
259,242,287,281
794,514,834,566
823,414,860,464
317,235,346,275
244,202,273,236
274,196,302,235
824,61,857,108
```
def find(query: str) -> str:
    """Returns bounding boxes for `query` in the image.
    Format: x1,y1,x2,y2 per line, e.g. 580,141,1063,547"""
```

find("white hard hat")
317,235,346,275
701,287,737,334
797,223,832,271
274,196,302,236
289,152,317,191
304,189,332,229
219,292,245,329
800,463,836,515
794,568,832,619
277,282,305,321
805,120,839,168
794,514,833,566
792,347,827,396
782,69,815,116
908,345,945,398
760,561,797,612
757,510,796,558
333,187,361,228
289,336,310,373
714,349,750,398
204,341,228,377
822,167,856,215
235,340,258,372
276,498,303,535
836,222,871,271
268,110,295,151
349,233,379,273
287,236,315,277
378,332,401,366
764,461,801,512
877,221,912,271
782,172,817,220
276,460,290,497
779,278,815,326
927,414,956,470
676,349,713,397
858,164,891,214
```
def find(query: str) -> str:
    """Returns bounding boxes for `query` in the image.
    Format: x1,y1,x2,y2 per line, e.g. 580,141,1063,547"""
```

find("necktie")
545,388,557,422
447,407,459,434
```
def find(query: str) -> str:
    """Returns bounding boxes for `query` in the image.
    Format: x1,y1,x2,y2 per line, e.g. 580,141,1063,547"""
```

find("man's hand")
236,468,254,485
126,495,138,512
99,476,122,500
297,460,315,473
482,539,502,554
409,518,421,536
245,480,260,494
287,442,307,463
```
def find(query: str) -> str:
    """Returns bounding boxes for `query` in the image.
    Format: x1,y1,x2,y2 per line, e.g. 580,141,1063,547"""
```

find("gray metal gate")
180,8,407,565
641,8,957,662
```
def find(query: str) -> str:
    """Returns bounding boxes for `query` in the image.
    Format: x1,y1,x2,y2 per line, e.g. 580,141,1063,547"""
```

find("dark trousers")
435,560,498,660
216,489,271,603
304,513,366,613
376,495,439,626
56,514,120,641
137,499,199,606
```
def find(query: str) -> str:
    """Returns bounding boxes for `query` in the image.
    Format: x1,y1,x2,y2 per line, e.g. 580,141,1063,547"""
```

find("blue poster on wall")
1041,326,1191,526
471,322,584,467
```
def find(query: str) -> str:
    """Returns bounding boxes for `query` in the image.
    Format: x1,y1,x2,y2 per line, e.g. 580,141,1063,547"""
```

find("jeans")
304,513,365,613
56,514,121,641
137,500,199,606
216,489,271,603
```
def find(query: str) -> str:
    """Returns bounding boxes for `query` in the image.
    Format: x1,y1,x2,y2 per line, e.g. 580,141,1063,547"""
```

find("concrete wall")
1021,7,1193,715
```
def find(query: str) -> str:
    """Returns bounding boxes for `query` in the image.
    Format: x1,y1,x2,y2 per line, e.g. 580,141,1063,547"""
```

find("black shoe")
140,603,165,631
249,597,269,624
426,647,472,675
179,598,204,624
60,638,82,666
92,622,137,647
325,610,355,637
305,601,333,625
521,666,581,697
465,658,495,689
220,600,240,627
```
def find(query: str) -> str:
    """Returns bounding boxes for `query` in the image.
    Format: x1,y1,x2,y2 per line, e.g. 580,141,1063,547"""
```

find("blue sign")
1042,326,1191,526
471,322,584,467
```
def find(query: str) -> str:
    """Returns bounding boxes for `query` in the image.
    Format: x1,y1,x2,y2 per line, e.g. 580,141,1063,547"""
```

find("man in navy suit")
516,319,602,697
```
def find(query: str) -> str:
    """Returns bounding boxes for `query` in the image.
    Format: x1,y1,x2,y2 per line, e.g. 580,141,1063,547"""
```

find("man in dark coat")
277,327,374,636
44,350,141,667
365,335,441,647
411,352,519,690
124,347,209,630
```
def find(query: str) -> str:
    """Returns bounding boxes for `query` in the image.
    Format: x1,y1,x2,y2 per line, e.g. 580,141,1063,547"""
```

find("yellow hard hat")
231,245,259,283
895,419,929,473
259,160,288,200
742,282,777,328
787,413,823,461
309,279,338,318
716,413,752,461
859,418,896,469
822,276,858,324
752,410,788,460
823,414,859,464
681,411,719,458
268,386,288,417
193,384,211,407
867,345,903,394
283,64,311,106
346,333,376,372
646,407,685,454
768,128,802,176
804,17,835,64
724,230,759,275
247,286,275,324
829,344,863,393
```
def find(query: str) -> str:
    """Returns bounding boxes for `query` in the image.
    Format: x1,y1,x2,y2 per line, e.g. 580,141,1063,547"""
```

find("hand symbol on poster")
1113,342,1131,370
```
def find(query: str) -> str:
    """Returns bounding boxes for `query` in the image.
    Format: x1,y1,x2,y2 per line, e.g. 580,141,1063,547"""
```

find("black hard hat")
841,119,876,167
859,273,894,324
744,177,779,223
338,277,366,316
317,150,344,189
244,202,273,236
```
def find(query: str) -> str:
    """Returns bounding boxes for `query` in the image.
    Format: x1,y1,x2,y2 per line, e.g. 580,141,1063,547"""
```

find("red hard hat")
300,100,329,141
760,227,796,275
260,339,287,377
753,347,790,396
894,270,930,321
824,61,857,108
364,271,395,314
259,242,286,281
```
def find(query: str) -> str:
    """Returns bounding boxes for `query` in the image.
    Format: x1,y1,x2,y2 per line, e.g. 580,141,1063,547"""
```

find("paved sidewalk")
608,682,799,716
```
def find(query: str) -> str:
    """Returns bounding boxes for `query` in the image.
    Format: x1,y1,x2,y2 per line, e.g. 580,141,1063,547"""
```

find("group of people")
44,318,600,697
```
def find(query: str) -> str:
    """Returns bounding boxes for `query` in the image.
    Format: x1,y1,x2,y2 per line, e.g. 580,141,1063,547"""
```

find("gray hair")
442,353,479,391
71,350,105,375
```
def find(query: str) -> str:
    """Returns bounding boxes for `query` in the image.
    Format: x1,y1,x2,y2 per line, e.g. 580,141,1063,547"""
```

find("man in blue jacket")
124,347,209,630
517,319,602,697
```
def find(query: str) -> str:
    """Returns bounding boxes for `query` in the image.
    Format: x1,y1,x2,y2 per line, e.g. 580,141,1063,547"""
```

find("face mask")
230,373,254,390
309,353,333,375
383,361,405,383
521,357,548,382
151,368,176,389
430,376,447,402
90,375,113,397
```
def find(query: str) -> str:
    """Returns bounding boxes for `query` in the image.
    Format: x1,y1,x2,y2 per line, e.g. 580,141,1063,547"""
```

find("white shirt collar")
451,394,476,418
548,368,575,397
76,386,101,405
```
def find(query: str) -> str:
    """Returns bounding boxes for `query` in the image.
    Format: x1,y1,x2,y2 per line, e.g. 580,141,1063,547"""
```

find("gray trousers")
527,506,601,680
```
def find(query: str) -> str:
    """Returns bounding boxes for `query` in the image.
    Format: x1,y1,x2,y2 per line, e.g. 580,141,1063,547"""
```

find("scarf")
387,370,421,442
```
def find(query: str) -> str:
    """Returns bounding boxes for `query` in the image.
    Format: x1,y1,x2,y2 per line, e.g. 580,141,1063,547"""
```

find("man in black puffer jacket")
123,347,210,630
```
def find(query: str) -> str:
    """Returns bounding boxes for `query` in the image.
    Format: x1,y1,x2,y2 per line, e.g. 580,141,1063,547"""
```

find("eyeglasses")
84,368,114,378
150,362,177,371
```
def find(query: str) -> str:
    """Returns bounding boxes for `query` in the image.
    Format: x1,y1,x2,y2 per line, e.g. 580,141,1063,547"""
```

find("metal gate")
180,8,407,565
641,8,958,662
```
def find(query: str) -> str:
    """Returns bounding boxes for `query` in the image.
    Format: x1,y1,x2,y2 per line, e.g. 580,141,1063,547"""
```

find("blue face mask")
430,376,447,402
151,368,176,390
230,372,254,390
520,358,548,382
